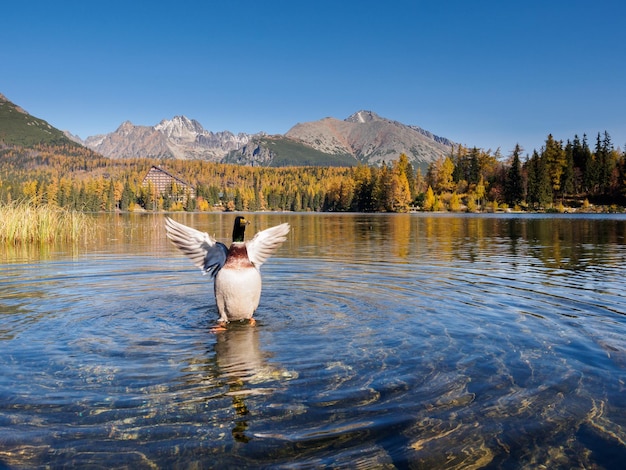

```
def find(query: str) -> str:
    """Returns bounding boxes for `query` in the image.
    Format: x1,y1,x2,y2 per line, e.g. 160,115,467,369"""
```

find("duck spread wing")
164,217,228,277
246,223,290,268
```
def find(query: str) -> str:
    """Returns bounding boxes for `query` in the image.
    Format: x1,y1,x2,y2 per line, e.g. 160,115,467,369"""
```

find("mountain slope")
84,116,256,161
224,135,357,167
285,110,453,166
0,93,79,147
85,121,174,160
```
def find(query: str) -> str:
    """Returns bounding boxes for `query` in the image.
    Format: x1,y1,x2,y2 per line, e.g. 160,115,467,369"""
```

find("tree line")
0,131,625,213
430,131,625,212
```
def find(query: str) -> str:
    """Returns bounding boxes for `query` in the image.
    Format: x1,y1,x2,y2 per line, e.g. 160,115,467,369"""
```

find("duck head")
232,216,249,242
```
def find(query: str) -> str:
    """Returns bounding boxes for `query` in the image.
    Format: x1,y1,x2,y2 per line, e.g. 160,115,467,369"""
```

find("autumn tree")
471,176,486,209
352,165,375,212
427,156,455,193
395,153,416,199
542,134,566,198
448,192,462,211
423,186,435,211
390,162,412,212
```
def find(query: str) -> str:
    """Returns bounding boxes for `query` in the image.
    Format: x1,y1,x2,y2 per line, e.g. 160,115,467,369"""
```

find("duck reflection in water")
213,322,267,443
199,321,297,444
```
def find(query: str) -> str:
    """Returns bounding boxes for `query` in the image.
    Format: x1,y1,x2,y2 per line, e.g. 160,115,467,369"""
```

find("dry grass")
0,202,94,244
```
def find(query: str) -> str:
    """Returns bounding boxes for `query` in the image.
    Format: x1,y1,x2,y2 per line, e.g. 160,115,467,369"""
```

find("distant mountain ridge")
82,110,454,167
84,116,257,161
0,92,455,167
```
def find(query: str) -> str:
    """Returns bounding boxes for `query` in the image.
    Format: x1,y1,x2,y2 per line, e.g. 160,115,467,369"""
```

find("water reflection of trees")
415,215,622,271
512,217,625,270
22,213,623,272
279,213,625,272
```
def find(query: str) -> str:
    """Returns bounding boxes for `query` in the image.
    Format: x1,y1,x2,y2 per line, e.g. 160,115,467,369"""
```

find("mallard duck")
164,216,290,325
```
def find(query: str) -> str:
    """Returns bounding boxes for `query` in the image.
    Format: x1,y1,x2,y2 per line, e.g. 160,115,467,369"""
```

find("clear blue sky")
2,0,625,155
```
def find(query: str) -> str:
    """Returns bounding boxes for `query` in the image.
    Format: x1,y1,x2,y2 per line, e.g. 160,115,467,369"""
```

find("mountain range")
80,110,454,168
1,92,455,168
82,116,256,161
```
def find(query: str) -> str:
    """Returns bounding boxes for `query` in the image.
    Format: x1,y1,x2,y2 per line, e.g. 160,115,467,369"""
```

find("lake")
1,212,626,469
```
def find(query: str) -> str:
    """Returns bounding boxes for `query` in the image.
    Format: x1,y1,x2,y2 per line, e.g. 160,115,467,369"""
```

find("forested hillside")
0,94,79,147
1,130,625,213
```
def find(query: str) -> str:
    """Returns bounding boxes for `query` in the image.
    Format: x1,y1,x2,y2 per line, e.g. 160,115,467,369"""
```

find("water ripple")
1,214,626,468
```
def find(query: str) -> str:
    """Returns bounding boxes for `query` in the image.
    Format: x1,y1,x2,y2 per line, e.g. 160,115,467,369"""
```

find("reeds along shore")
0,202,93,244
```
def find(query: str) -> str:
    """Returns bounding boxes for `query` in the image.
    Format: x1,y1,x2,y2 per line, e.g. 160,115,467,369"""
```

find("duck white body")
214,243,261,322
164,216,289,324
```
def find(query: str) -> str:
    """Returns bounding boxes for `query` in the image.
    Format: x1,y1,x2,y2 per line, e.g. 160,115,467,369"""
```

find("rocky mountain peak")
345,110,383,124
154,115,205,140
116,121,137,134
286,110,454,166
82,115,257,161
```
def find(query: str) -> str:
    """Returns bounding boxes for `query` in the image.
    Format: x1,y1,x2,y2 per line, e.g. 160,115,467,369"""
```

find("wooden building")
142,166,195,203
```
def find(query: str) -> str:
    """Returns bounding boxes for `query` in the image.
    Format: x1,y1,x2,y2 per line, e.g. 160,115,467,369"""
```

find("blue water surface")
1,213,626,468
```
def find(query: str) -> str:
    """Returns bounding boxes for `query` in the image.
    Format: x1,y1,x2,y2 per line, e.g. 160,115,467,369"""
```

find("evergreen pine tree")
537,152,553,208
562,141,575,198
525,153,537,208
583,134,598,194
598,131,615,195
121,180,133,211
468,148,481,185
526,151,552,209
505,144,524,206
107,179,116,211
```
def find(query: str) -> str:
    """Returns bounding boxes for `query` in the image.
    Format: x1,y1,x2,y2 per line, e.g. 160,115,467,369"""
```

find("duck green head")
232,216,249,242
